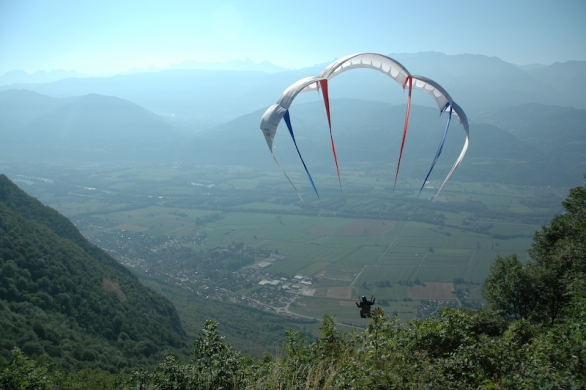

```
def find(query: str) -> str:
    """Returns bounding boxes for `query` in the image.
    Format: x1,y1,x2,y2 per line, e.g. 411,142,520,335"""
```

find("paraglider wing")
411,75,470,201
261,54,414,191
259,55,470,202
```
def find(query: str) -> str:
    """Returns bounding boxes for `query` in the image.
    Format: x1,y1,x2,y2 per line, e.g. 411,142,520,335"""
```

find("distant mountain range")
482,103,586,180
387,53,582,114
1,90,184,164
0,59,288,86
525,61,586,111
1,80,584,187
0,89,78,133
182,99,578,187
167,58,288,73
1,53,584,129
0,69,87,85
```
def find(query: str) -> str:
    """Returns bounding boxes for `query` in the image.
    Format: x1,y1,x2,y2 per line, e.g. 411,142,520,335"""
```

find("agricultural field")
94,200,535,324
4,163,561,324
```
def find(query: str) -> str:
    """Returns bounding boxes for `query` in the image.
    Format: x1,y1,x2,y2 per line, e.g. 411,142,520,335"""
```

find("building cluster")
257,273,313,291
413,299,459,319
74,215,318,318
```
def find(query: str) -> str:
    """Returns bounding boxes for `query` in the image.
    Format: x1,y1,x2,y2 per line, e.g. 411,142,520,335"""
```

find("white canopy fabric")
296,53,411,94
260,76,324,151
318,53,411,88
411,75,468,129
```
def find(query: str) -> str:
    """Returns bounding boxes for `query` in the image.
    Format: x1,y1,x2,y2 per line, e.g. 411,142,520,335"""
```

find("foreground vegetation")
2,301,584,389
2,176,584,389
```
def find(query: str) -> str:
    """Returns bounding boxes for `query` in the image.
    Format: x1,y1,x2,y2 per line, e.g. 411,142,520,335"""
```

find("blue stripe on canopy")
283,110,320,199
419,106,452,197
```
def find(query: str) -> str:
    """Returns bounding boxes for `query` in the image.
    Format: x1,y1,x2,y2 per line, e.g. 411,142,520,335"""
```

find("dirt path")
375,236,398,266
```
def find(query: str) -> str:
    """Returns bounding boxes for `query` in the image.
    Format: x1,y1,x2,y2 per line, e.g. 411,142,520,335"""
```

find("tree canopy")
484,174,586,326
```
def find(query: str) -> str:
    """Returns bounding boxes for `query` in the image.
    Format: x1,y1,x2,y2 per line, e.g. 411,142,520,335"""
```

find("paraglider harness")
356,295,375,318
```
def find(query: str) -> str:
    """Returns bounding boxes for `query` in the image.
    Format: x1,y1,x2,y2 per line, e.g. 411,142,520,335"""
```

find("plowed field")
406,282,456,299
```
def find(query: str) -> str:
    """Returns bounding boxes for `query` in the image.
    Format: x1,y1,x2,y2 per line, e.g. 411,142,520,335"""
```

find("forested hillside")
0,174,186,372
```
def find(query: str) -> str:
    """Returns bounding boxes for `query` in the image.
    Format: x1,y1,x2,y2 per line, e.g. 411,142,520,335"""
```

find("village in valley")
73,215,324,320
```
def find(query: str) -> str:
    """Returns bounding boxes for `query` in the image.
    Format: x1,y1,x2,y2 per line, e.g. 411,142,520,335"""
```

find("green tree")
484,175,586,326
528,175,586,325
483,254,538,320
0,348,53,390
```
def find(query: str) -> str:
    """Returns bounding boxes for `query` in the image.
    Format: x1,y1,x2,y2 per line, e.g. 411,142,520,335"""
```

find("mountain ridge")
1,53,584,129
482,103,586,179
1,89,583,187
0,89,78,134
1,92,185,164
183,98,576,186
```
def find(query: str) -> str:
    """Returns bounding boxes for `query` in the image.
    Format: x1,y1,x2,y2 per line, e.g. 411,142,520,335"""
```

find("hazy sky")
1,0,585,75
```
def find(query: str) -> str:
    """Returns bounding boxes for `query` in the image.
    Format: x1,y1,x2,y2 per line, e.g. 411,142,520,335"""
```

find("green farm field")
200,211,532,273
8,163,559,323
191,208,537,314
81,208,535,322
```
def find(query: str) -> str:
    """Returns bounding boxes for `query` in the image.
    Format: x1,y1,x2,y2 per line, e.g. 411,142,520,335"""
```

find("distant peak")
0,68,85,86
516,63,547,71
167,58,288,73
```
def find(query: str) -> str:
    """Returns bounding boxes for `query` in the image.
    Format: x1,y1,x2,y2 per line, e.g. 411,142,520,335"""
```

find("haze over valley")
1,50,583,328
1,1,585,386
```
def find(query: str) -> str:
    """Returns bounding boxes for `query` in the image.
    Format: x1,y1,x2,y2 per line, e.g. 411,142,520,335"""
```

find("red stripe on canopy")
319,79,342,189
394,76,413,192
